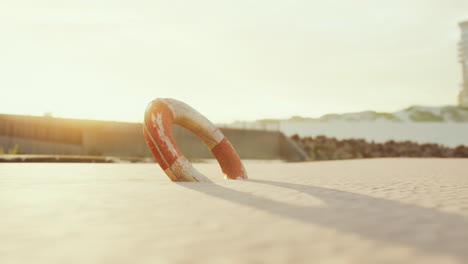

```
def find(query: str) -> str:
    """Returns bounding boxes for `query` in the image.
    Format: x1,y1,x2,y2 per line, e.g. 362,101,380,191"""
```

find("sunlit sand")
1,159,467,263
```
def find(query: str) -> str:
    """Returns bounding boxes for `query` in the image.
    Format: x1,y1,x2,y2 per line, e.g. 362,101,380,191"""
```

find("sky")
1,0,468,123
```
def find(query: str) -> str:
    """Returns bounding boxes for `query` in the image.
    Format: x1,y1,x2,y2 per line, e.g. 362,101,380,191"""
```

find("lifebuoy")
143,98,248,182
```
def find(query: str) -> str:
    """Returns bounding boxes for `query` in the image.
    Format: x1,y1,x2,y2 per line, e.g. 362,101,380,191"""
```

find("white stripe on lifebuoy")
170,156,210,182
162,98,224,149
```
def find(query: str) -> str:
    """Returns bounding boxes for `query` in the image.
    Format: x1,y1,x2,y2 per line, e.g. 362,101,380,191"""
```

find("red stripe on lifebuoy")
143,127,169,170
211,138,247,179
144,100,182,167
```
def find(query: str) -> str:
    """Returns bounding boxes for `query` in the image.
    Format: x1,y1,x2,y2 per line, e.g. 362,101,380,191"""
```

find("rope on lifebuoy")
143,98,248,182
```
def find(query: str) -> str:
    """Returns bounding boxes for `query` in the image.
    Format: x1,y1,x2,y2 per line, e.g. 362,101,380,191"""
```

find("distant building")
458,21,468,107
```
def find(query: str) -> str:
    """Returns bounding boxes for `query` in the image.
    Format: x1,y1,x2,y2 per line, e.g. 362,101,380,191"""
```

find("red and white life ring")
143,98,248,182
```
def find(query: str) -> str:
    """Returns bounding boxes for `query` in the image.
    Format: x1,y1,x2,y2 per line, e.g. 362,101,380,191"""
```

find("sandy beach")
1,159,468,264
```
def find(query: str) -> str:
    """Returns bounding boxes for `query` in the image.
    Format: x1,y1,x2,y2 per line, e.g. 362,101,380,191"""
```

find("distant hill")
222,106,468,147
258,106,468,123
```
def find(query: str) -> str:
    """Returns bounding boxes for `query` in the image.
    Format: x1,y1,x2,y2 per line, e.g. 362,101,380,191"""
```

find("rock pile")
291,135,468,160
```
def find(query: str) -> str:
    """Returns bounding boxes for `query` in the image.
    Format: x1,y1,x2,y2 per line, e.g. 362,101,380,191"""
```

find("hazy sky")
1,0,468,123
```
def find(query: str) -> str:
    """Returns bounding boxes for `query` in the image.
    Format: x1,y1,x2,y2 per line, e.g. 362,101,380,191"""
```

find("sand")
1,159,468,264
